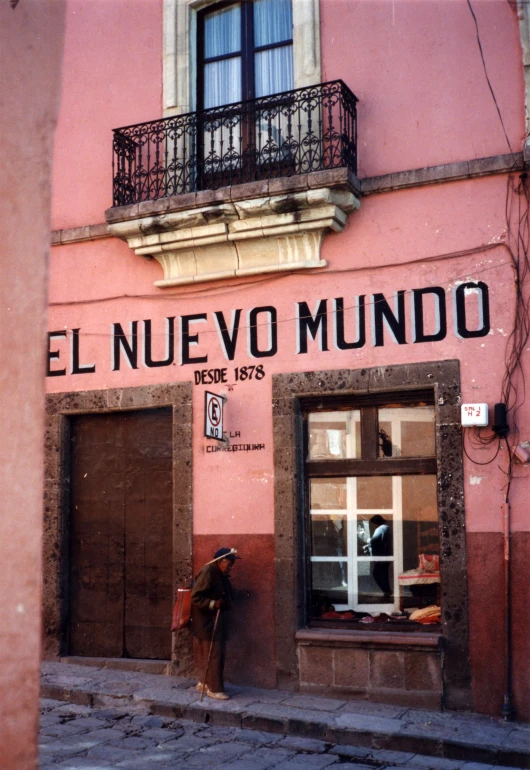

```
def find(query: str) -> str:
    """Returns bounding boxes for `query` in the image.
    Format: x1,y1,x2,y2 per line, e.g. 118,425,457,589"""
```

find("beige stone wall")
0,1,65,767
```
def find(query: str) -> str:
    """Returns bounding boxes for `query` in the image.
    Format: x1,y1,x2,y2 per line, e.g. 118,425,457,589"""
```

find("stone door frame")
43,383,193,671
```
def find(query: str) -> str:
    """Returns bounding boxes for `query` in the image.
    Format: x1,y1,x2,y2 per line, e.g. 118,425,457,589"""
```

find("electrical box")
461,403,489,427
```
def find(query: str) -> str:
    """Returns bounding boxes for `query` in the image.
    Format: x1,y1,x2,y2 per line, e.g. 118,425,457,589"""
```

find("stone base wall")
297,637,442,710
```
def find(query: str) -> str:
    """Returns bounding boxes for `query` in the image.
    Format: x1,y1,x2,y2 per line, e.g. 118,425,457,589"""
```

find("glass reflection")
308,411,361,460
357,514,393,557
310,478,346,510
357,476,393,509
311,515,347,557
312,562,348,614
358,562,394,604
378,406,435,458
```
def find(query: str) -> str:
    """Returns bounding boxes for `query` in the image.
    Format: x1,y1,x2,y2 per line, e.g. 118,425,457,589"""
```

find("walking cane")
200,608,221,702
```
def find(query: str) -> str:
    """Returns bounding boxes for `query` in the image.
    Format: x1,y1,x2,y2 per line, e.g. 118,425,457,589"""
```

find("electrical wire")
466,0,514,155
463,430,501,465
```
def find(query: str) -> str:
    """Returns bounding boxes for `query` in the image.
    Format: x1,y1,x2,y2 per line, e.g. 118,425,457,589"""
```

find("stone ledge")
105,168,360,225
361,152,522,196
106,172,360,287
51,221,109,246
51,153,522,248
295,629,441,648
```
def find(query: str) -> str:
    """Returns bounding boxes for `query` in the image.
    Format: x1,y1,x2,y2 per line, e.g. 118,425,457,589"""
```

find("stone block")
230,179,270,201
236,237,280,271
105,203,139,223
405,651,442,692
241,713,287,734
269,175,310,195
334,648,369,689
195,186,232,206
286,717,328,741
307,168,349,189
277,736,329,752
165,192,197,211
329,744,371,759
282,695,344,712
298,646,334,686
369,651,405,690
194,242,238,276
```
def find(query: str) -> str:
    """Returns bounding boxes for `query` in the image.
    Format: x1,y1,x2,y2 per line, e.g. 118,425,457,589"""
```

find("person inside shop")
364,514,392,601
190,547,241,700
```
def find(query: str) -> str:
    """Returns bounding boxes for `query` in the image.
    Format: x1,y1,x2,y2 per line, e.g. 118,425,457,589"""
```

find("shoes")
206,690,229,700
196,682,205,692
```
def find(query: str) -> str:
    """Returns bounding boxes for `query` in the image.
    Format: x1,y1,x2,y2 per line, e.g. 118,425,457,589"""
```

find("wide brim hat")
213,547,241,561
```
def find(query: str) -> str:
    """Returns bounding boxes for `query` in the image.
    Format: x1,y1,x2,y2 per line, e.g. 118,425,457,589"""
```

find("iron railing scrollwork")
111,80,358,207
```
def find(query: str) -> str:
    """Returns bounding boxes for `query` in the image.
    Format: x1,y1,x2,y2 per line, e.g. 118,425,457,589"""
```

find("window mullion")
242,0,254,101
361,406,378,460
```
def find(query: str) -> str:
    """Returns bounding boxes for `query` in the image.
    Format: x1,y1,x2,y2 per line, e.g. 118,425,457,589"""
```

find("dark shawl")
190,562,234,641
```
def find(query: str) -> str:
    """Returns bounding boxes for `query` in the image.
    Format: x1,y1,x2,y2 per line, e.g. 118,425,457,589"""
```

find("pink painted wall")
1,1,65,768
50,0,162,231
47,176,528,539
50,0,525,231
321,0,525,177
47,0,530,718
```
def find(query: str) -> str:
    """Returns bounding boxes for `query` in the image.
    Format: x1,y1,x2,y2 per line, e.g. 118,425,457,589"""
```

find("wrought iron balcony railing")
112,80,358,207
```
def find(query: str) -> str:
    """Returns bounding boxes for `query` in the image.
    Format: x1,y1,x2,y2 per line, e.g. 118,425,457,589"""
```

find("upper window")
163,0,320,118
198,0,294,110
304,393,441,630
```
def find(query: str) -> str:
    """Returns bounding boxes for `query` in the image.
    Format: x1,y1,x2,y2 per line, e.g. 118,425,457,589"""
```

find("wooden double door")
68,408,173,660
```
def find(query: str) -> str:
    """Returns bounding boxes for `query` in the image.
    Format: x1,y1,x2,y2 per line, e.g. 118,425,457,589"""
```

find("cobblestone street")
39,698,522,770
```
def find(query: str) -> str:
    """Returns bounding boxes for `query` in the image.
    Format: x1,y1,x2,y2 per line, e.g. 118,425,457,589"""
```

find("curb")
41,684,530,769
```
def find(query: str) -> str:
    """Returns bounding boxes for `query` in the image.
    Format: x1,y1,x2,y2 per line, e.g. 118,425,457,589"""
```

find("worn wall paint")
46,0,530,718
1,1,65,767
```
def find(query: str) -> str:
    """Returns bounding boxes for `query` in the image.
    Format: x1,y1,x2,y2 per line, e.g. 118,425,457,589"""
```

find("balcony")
106,80,361,287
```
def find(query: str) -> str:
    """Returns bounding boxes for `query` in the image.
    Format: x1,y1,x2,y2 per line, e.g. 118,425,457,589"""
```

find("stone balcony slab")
105,170,360,288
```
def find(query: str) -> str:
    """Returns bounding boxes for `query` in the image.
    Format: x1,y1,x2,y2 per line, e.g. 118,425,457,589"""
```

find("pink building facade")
45,0,530,719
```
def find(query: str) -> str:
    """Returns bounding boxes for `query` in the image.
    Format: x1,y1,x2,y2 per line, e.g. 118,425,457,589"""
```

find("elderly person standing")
190,547,241,700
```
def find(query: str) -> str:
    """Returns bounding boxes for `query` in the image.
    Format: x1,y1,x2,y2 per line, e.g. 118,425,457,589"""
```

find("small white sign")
461,403,489,427
205,391,224,439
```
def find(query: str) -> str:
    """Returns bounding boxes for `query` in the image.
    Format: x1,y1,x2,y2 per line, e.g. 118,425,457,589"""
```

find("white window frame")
308,407,436,615
163,0,321,117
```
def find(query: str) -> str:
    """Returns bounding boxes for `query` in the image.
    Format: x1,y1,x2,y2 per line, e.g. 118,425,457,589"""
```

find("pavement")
40,660,530,769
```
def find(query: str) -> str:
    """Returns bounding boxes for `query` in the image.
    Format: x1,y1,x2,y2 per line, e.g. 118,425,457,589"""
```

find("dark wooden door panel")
69,408,173,660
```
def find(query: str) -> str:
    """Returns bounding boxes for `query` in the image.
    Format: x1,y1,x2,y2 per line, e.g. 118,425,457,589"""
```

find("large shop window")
304,392,441,630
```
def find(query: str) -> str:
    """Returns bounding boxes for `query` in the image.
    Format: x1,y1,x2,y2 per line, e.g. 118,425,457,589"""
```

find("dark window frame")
197,0,294,110
302,389,439,630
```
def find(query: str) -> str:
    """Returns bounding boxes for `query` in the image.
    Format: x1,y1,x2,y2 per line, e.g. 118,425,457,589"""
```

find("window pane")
311,562,348,614
400,475,440,611
254,0,292,46
310,478,347,510
204,4,241,58
357,514,393,557
378,405,435,457
358,562,394,604
311,514,347,556
204,58,242,109
308,474,439,618
255,45,293,97
308,411,361,460
357,476,393,509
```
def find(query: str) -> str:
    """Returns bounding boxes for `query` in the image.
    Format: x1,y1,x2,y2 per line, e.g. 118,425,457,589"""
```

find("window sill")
296,626,441,648
105,169,360,288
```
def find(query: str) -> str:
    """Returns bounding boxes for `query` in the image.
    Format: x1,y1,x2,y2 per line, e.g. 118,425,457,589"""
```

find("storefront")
44,0,530,720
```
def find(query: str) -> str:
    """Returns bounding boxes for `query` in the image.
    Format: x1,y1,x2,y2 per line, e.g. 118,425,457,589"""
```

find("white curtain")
255,46,293,98
254,0,293,97
204,59,242,109
204,4,242,109
204,3,241,58
254,0,292,47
